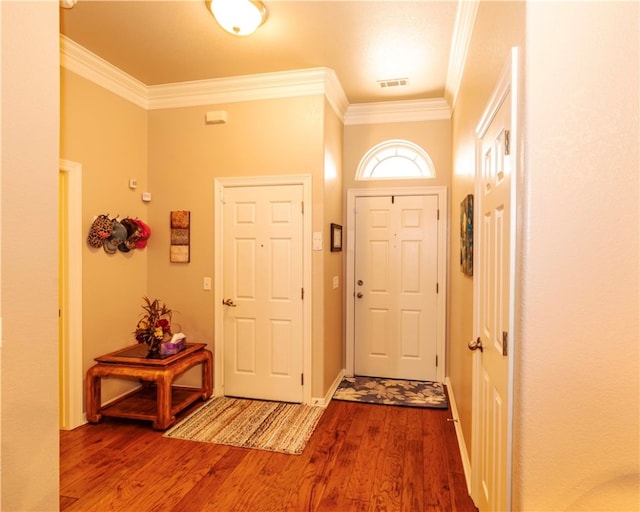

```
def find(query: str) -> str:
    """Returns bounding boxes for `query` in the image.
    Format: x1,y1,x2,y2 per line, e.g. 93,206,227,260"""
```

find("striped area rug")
163,396,325,455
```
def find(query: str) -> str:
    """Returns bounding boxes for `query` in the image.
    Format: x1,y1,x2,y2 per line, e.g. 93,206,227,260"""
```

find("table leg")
85,367,102,423
154,373,173,430
201,349,213,399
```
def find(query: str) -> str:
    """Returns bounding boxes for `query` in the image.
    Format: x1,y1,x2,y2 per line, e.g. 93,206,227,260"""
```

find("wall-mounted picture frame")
170,210,190,263
330,223,342,252
460,194,473,276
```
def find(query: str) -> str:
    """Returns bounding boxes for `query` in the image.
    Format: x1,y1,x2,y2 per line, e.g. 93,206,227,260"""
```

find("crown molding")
344,99,451,126
60,36,348,119
444,0,480,111
322,68,350,123
60,36,450,125
147,67,349,121
60,35,149,109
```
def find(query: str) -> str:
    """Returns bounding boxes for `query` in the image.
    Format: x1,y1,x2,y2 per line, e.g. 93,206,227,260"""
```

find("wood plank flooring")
60,398,478,512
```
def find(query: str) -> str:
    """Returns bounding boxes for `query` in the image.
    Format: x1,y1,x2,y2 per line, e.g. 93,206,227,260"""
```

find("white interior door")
354,194,439,381
471,49,518,511
222,184,303,403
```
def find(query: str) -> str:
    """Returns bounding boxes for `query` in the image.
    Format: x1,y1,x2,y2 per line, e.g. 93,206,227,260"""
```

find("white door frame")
59,159,84,430
471,47,520,509
345,186,448,382
214,175,313,404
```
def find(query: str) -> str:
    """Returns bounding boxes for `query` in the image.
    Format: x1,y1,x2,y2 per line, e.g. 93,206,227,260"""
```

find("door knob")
356,292,363,298
222,298,237,307
468,337,483,352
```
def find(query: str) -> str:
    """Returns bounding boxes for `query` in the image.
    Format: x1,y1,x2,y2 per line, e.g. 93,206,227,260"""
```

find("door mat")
333,376,448,409
163,396,325,455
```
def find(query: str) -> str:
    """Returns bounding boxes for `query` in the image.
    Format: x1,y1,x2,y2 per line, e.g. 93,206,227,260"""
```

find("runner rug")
333,376,448,409
163,396,325,455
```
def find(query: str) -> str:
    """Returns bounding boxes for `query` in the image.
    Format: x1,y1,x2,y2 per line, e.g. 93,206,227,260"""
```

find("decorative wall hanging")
330,223,342,252
87,214,151,254
460,194,473,276
170,210,190,263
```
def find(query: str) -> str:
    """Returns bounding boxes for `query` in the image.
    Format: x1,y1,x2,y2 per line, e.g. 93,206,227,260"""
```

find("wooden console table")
86,342,212,430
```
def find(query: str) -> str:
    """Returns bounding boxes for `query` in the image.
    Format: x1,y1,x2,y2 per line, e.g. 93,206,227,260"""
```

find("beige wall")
146,95,341,399
12,2,637,510
1,2,60,510
449,0,525,461
61,70,149,401
516,2,639,509
61,76,345,401
322,99,344,393
453,1,639,508
343,119,451,192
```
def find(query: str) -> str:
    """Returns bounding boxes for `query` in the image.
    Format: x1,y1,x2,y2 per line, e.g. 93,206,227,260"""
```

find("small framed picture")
460,194,473,276
330,223,342,252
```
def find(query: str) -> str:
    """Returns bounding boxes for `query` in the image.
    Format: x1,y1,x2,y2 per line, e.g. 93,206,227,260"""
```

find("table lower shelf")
99,384,205,427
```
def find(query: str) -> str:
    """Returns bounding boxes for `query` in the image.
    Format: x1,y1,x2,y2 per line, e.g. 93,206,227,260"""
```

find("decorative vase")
145,341,161,358
145,333,172,358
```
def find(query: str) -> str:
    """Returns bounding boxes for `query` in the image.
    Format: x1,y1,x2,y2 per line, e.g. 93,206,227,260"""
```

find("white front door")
222,184,304,403
354,194,439,381
471,49,519,511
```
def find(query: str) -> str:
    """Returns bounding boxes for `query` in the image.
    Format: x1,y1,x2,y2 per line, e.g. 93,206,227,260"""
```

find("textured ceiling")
60,1,458,104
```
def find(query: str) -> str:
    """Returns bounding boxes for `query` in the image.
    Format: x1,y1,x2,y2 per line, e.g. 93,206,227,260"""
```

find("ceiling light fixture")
207,0,267,36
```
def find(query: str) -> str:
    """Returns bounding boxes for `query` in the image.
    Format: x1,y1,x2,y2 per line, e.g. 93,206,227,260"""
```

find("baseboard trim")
312,369,345,407
445,377,472,494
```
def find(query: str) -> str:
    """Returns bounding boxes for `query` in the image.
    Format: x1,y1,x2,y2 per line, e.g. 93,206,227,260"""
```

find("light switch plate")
312,231,322,251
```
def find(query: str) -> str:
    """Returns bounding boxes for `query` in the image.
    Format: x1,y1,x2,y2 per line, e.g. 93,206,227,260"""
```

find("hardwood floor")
60,398,478,512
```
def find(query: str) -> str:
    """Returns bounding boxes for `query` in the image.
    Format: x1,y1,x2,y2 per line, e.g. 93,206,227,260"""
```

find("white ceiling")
60,1,460,105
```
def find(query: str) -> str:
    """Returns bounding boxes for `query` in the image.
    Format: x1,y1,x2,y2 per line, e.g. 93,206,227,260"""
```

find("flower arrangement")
134,296,172,354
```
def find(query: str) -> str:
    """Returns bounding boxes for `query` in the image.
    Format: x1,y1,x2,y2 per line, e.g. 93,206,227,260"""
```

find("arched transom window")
356,139,436,180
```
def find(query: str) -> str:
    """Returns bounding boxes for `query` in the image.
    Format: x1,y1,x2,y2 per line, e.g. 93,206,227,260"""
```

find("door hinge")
437,209,440,220
504,130,511,156
301,288,304,300
436,355,439,367
301,201,304,214
502,331,508,356
436,282,439,294
301,373,304,385
391,195,395,204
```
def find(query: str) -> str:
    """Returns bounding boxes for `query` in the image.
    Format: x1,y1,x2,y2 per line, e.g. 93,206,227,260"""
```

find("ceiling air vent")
377,77,409,88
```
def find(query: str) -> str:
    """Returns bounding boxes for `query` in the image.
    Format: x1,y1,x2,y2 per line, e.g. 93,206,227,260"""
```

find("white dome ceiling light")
207,0,267,37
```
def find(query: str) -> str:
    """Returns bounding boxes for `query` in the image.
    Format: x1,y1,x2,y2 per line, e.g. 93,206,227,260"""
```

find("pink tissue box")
160,335,186,356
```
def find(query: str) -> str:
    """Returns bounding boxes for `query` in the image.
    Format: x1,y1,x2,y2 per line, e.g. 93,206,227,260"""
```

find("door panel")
223,184,303,403
474,85,513,511
354,194,439,381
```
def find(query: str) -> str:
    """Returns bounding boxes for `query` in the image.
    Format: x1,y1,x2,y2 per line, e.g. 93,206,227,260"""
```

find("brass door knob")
468,337,483,352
